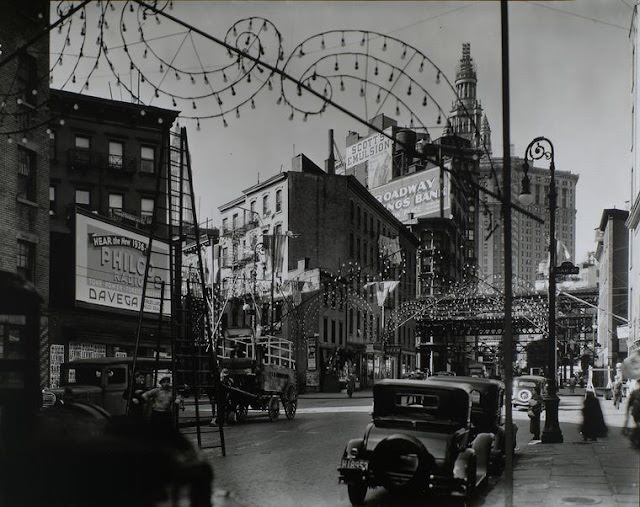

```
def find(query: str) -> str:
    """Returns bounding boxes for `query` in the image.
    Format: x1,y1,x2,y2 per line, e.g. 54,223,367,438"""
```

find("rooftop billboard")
345,128,393,189
75,212,171,315
372,166,451,223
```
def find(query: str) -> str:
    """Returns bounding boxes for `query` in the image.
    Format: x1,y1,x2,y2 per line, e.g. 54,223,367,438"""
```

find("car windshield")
515,380,538,388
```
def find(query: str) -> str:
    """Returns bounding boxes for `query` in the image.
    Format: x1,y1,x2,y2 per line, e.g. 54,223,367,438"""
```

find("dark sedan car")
337,379,494,505
426,375,517,474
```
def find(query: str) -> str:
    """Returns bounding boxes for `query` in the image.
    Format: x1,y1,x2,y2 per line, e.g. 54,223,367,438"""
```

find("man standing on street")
528,385,543,441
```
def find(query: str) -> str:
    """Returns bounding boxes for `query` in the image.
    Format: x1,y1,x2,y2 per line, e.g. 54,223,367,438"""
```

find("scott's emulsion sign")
75,212,171,314
373,166,451,222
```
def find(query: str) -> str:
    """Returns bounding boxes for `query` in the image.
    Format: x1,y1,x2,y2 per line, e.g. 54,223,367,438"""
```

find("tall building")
0,1,51,388
477,157,579,290
595,209,629,369
629,6,640,356
218,153,418,391
46,90,179,387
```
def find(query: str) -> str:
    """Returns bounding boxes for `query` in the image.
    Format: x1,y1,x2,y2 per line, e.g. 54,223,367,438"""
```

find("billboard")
372,166,451,222
345,128,393,189
75,212,171,314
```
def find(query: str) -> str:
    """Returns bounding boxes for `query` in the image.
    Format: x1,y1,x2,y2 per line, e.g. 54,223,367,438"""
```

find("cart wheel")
282,384,298,420
267,396,280,421
235,404,248,423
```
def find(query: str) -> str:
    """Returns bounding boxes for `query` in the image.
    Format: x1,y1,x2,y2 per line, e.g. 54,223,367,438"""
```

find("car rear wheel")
347,481,367,505
371,435,432,493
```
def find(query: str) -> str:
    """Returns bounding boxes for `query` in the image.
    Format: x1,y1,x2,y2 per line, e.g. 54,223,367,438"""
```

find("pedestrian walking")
613,375,624,410
528,385,543,440
581,388,608,441
123,371,148,419
142,376,182,430
623,378,640,449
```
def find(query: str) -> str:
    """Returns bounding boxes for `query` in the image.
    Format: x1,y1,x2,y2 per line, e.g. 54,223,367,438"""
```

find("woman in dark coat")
581,390,608,441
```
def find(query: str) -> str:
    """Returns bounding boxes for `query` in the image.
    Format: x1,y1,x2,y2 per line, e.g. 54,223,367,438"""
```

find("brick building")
595,209,629,369
218,153,418,391
46,90,179,387
0,1,51,387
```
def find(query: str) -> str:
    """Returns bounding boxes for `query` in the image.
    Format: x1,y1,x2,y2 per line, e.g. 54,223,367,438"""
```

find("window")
363,212,368,234
17,53,37,106
108,193,123,212
49,130,57,161
49,186,56,216
108,141,124,169
75,189,90,208
140,146,155,173
349,233,354,258
140,198,154,219
275,189,282,212
222,218,228,232
232,213,238,229
250,200,256,216
75,136,90,149
274,223,282,237
323,317,328,342
17,146,36,201
262,195,269,216
350,200,354,223
16,240,35,281
331,320,336,344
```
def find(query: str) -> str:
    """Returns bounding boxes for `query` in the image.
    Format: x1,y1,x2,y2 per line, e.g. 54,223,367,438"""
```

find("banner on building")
75,211,171,315
378,235,402,266
345,128,393,189
372,166,450,222
262,234,286,273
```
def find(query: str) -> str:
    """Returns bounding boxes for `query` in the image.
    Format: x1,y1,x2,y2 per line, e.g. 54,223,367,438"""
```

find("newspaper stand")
219,335,297,422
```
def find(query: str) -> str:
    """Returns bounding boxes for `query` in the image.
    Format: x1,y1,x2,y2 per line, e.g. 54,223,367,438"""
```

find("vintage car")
512,375,547,409
337,379,494,505
43,357,174,416
426,375,517,474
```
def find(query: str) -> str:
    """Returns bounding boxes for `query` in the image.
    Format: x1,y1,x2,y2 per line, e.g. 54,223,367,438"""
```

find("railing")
219,335,295,370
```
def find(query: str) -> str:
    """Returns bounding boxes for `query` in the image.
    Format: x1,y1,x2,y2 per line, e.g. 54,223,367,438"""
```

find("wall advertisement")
75,211,171,315
345,128,393,189
372,166,451,223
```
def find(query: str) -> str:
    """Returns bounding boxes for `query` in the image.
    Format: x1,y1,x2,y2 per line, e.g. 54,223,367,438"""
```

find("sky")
48,0,633,262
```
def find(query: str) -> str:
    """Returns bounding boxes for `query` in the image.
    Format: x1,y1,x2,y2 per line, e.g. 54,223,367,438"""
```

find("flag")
557,239,571,261
365,280,399,307
262,234,286,273
378,235,402,266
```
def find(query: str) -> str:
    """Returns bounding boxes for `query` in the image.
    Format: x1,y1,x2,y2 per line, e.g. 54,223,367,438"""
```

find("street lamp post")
519,136,563,443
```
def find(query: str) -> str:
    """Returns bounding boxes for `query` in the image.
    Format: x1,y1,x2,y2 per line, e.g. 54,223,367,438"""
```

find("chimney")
325,129,335,175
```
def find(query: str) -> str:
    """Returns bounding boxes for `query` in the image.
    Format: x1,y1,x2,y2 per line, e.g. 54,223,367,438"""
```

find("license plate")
341,458,368,470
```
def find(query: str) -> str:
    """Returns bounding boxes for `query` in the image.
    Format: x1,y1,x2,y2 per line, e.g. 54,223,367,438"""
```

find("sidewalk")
298,388,373,400
481,393,639,507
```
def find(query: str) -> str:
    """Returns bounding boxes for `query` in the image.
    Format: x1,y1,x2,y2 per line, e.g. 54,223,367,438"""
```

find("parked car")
427,375,517,474
512,375,547,409
43,357,174,416
337,379,494,505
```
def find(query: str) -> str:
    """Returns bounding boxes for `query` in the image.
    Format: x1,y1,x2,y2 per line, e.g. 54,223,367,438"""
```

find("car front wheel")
347,481,367,505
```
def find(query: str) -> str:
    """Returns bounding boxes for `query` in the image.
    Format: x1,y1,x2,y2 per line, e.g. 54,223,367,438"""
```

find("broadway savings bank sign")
75,211,171,315
373,166,451,222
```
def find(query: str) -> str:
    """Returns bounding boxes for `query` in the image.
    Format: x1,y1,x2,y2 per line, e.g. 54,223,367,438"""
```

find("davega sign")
373,166,450,222
75,211,171,314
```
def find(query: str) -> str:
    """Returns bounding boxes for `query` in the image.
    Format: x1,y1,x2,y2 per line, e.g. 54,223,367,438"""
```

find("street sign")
555,261,579,275
384,344,401,355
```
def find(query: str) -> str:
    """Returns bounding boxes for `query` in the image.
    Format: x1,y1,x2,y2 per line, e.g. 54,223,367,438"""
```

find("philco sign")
75,211,171,314
373,166,451,222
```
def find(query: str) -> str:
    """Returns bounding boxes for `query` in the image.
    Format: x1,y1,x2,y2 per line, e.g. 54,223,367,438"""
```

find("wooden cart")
219,335,297,423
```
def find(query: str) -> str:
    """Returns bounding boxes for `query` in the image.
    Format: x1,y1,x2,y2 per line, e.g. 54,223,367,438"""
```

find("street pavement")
187,387,639,507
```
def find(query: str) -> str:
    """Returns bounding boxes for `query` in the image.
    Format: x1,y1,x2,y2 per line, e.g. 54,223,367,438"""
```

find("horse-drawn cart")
219,334,297,423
